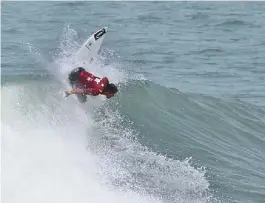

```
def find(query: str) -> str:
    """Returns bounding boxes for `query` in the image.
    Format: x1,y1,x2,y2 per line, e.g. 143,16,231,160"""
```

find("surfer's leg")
68,67,85,86
68,67,87,103
77,94,87,103
74,82,87,103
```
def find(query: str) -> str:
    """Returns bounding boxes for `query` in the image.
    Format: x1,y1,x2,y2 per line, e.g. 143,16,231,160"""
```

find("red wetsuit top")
78,71,109,96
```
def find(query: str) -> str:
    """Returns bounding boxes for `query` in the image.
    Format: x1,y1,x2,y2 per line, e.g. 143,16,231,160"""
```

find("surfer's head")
103,83,118,99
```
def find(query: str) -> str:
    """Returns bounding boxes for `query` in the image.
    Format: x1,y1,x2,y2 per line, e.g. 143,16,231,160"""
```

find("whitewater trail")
1,80,163,203
2,25,214,203
1,25,161,203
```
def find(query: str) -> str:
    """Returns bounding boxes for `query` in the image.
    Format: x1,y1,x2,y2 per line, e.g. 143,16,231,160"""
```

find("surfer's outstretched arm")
65,89,83,96
64,88,100,97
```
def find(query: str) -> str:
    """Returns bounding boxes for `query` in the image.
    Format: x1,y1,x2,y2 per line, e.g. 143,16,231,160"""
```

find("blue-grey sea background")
1,2,265,203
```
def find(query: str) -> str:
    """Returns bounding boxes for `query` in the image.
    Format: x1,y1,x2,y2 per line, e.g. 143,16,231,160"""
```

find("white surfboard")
63,27,108,103
73,27,107,65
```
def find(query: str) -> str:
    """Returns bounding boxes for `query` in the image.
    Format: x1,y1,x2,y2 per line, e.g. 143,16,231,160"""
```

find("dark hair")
104,83,118,94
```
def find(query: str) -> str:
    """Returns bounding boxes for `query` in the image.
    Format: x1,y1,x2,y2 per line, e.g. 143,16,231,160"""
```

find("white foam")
1,24,160,203
1,84,160,203
1,25,212,203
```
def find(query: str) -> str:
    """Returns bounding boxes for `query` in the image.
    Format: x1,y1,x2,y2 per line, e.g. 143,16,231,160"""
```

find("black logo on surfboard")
94,28,106,41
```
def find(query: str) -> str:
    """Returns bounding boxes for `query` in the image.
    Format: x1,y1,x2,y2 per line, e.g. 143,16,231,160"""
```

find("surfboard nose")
94,27,107,41
74,26,108,64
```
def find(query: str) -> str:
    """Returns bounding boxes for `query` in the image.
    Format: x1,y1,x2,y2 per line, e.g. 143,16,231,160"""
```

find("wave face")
2,28,214,203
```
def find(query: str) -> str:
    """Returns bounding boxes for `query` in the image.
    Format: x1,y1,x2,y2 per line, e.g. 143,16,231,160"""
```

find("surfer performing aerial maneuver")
64,67,118,102
63,27,118,102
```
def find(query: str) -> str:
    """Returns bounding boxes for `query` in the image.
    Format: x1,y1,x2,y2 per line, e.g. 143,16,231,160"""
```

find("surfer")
64,67,118,102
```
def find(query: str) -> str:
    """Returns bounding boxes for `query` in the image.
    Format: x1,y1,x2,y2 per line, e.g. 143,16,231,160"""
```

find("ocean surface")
1,2,265,203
